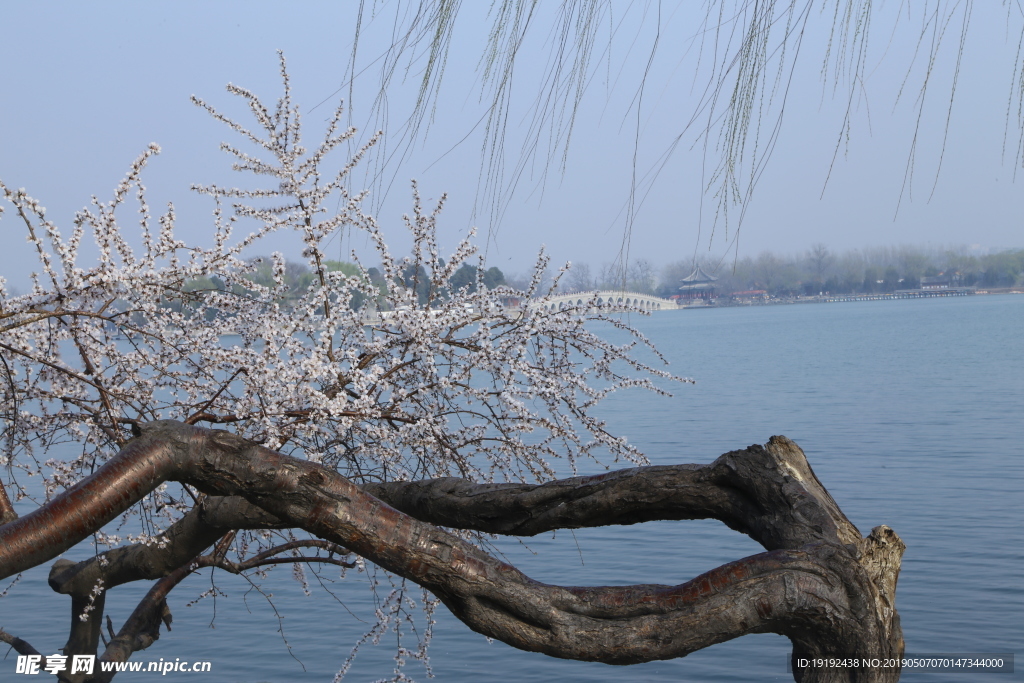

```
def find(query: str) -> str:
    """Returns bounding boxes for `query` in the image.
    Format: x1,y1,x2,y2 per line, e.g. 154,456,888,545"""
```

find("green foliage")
449,264,505,294
979,250,1024,287
658,246,1023,298
882,267,900,293
324,260,361,277
236,258,375,310
449,263,478,292
400,263,432,305
484,266,506,289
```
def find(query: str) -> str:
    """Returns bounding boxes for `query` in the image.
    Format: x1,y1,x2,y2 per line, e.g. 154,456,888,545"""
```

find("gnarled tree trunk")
0,421,904,682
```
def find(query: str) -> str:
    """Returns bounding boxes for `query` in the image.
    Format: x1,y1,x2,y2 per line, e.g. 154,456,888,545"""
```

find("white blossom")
0,55,690,681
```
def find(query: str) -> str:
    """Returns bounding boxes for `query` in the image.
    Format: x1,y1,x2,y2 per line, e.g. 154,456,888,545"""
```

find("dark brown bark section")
362,437,862,551
0,422,904,682
0,434,181,577
0,627,41,656
0,481,17,525
97,563,180,677
48,496,284,597
45,496,286,675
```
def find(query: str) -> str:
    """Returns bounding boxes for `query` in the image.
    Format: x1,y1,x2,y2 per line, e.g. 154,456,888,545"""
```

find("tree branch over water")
0,58,903,681
1,421,904,680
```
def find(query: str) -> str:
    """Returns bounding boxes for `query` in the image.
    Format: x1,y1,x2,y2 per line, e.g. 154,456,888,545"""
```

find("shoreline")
685,287,1023,310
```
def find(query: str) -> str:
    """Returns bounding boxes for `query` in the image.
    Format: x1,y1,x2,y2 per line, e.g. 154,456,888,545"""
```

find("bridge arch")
528,291,677,314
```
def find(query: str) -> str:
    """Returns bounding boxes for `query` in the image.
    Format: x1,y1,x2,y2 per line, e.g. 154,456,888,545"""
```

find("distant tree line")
166,259,507,314
564,246,1024,299
391,262,507,305
170,246,1021,309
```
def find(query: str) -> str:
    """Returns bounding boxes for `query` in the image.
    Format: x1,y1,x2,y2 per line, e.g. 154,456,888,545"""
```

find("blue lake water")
3,294,1022,681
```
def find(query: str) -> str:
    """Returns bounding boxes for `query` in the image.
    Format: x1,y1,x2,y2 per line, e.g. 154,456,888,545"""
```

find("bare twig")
0,627,41,656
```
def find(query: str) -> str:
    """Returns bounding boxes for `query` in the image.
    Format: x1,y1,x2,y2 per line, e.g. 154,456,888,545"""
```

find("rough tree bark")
0,421,904,682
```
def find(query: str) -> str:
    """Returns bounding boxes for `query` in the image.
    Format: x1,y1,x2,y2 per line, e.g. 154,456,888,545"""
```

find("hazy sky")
2,2,1022,289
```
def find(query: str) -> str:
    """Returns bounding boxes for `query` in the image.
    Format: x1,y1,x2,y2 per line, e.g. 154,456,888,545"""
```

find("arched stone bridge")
529,290,678,313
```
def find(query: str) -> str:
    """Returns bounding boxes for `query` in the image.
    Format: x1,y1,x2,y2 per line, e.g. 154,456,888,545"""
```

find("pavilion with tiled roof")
678,265,718,301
